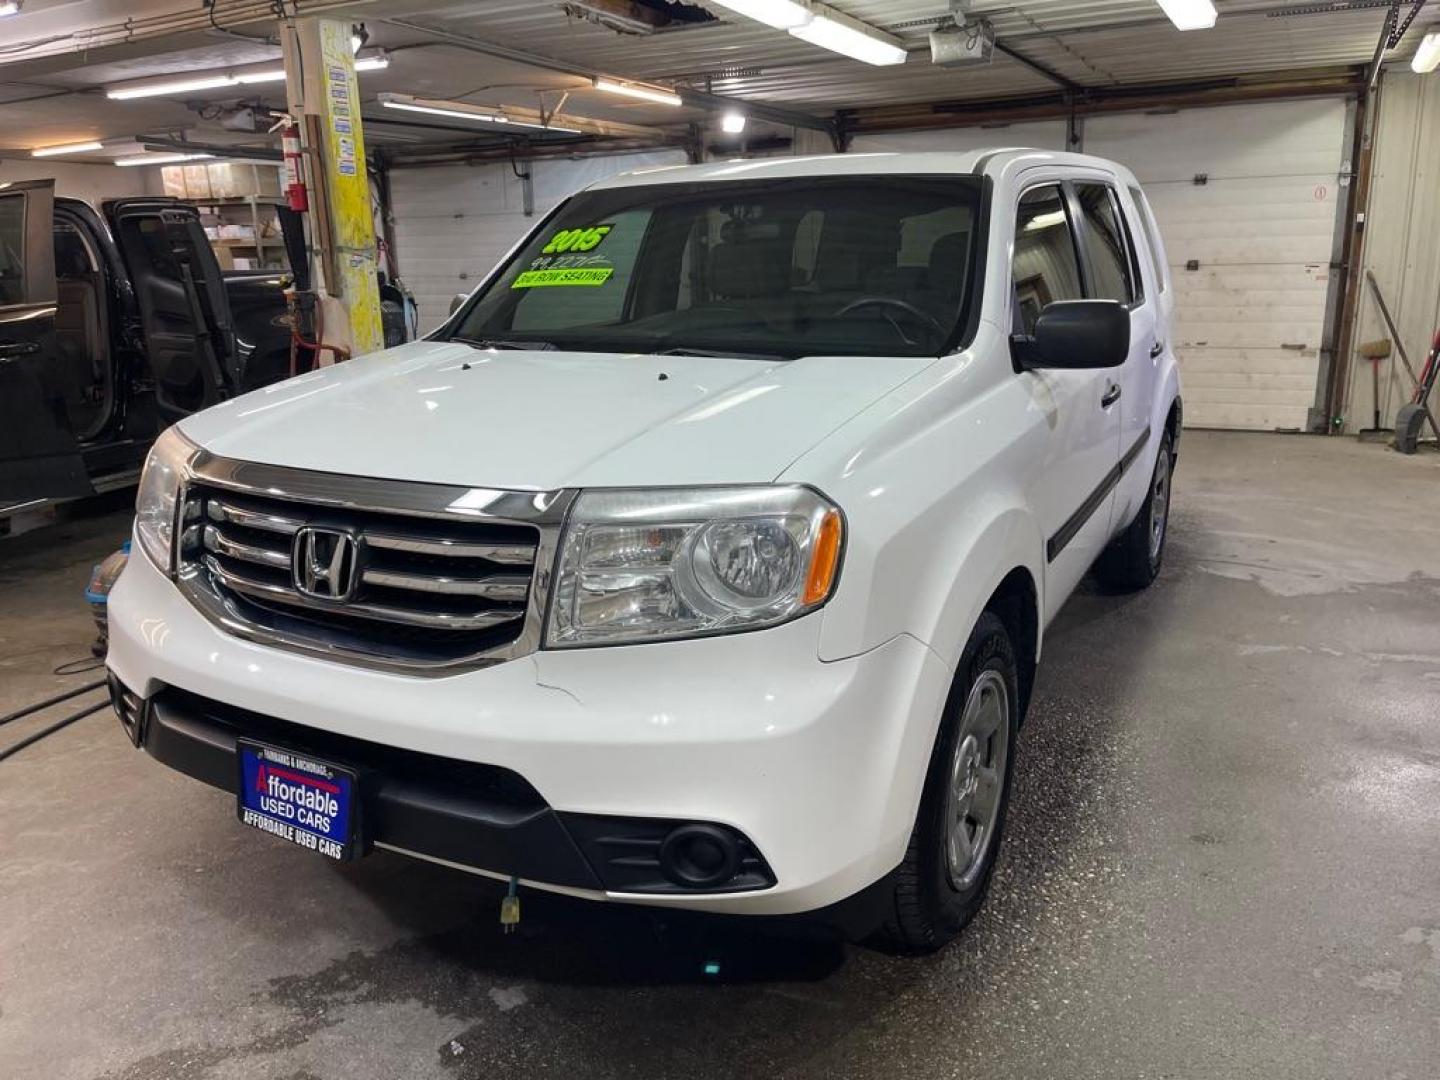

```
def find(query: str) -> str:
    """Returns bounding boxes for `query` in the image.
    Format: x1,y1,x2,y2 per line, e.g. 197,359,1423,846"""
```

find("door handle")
1101,383,1122,408
0,340,41,359
1150,340,1165,359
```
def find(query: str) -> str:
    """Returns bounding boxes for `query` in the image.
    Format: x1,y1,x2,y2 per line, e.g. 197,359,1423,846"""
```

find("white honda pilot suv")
108,150,1180,951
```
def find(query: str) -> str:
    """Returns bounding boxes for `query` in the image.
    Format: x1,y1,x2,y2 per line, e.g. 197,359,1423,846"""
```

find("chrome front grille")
174,452,573,673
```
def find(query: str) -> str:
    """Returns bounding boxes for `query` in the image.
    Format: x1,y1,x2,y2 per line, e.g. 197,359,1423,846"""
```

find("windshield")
448,175,986,359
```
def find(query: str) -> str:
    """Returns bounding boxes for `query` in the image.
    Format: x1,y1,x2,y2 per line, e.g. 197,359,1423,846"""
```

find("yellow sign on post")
288,18,384,357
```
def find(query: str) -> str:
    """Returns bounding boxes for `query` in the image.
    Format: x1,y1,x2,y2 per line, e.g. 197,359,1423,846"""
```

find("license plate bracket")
236,740,363,861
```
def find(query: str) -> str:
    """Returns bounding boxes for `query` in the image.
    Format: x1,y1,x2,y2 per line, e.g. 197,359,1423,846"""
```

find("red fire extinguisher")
282,122,308,213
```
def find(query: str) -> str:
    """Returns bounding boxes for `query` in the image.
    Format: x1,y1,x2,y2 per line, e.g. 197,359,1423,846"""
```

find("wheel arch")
982,567,1039,721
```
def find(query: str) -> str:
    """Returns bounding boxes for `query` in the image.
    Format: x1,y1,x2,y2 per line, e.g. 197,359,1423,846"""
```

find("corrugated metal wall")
390,149,687,331
1347,70,1440,433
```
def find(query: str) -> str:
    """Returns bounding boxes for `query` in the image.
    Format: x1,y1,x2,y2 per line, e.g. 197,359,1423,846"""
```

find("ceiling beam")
381,17,836,136
992,41,1085,93
840,69,1367,134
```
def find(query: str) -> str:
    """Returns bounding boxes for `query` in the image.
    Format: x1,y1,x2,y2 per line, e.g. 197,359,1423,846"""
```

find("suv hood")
178,340,935,490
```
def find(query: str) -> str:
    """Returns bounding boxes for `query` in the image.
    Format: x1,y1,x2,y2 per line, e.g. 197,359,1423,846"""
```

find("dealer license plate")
236,740,359,860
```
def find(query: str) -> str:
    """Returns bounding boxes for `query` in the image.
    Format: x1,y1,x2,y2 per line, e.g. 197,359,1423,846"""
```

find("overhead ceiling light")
377,93,581,134
1413,29,1440,73
31,141,104,158
709,0,810,30
233,69,287,85
0,1,20,16
489,115,584,135
788,4,908,66
108,56,387,100
1024,210,1067,232
379,96,501,123
721,110,746,134
592,78,683,106
1154,0,1217,31
107,75,238,100
114,152,214,167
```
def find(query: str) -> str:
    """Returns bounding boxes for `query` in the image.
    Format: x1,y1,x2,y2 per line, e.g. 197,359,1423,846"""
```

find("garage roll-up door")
390,150,687,332
851,121,1067,154
1087,99,1349,431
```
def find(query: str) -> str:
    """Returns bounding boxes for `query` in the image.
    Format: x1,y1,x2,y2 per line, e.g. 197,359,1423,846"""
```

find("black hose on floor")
0,700,110,764
0,679,107,729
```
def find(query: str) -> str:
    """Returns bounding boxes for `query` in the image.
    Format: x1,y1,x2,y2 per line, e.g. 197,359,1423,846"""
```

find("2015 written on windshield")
513,224,616,289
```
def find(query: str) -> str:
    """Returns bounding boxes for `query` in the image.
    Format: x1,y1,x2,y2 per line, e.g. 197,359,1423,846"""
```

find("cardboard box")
182,164,212,200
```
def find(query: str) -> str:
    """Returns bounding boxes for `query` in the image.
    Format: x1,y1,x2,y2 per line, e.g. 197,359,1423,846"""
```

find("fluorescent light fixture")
721,110,746,134
789,4,908,66
378,94,580,134
31,141,104,158
0,1,20,16
109,56,388,100
114,153,214,167
107,75,237,100
592,78,683,106
1024,210,1067,232
233,69,287,85
709,0,810,30
380,97,501,123
489,116,583,135
1154,0,1217,32
1412,29,1440,73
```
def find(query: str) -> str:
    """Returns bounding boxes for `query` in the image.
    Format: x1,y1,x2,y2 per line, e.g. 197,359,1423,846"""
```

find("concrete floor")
2,431,1438,1080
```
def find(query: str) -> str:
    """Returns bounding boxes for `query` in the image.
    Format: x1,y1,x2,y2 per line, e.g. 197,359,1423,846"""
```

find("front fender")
785,337,1047,671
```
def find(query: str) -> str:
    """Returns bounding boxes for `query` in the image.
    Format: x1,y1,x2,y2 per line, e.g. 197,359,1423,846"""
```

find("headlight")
546,486,843,648
134,426,196,574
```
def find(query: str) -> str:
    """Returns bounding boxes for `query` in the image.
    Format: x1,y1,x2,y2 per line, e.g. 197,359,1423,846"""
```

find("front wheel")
878,611,1019,954
1095,429,1174,592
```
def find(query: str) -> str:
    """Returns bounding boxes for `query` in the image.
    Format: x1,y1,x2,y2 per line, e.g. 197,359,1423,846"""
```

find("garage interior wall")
391,99,1350,432
390,149,688,331
850,121,1068,154
1347,70,1440,433
859,102,1349,432
0,159,161,206
1084,98,1349,432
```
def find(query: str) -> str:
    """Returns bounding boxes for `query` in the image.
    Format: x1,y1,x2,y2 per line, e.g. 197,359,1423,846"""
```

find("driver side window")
1013,185,1083,336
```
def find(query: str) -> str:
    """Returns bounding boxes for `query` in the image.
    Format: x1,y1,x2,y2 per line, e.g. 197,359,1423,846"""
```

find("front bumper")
107,545,952,915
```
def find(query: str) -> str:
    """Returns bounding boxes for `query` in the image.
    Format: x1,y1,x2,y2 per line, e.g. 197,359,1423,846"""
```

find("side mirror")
449,292,468,316
1013,299,1129,370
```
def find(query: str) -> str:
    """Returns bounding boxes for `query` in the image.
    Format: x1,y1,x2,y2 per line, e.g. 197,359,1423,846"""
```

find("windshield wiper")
449,336,558,351
657,346,792,363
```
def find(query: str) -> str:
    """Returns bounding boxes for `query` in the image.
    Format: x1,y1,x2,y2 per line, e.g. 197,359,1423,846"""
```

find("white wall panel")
391,149,687,332
1087,98,1349,430
851,121,1067,154
1349,71,1440,434
0,158,155,207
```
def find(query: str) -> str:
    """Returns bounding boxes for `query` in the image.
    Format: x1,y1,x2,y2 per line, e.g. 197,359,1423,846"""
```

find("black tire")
1095,430,1174,592
879,611,1020,954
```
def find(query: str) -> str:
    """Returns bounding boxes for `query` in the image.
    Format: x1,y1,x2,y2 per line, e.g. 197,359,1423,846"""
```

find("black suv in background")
0,179,413,519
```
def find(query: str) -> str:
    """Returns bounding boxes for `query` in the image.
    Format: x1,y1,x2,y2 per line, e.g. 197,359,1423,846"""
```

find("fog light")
658,824,741,889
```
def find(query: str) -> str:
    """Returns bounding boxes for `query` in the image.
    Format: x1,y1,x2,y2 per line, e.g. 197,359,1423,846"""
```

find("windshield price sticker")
542,224,613,254
513,267,614,288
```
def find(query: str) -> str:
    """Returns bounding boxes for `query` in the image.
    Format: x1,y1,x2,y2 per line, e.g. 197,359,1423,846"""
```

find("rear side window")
0,194,23,305
1128,185,1168,295
1074,183,1135,304
1013,184,1084,335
